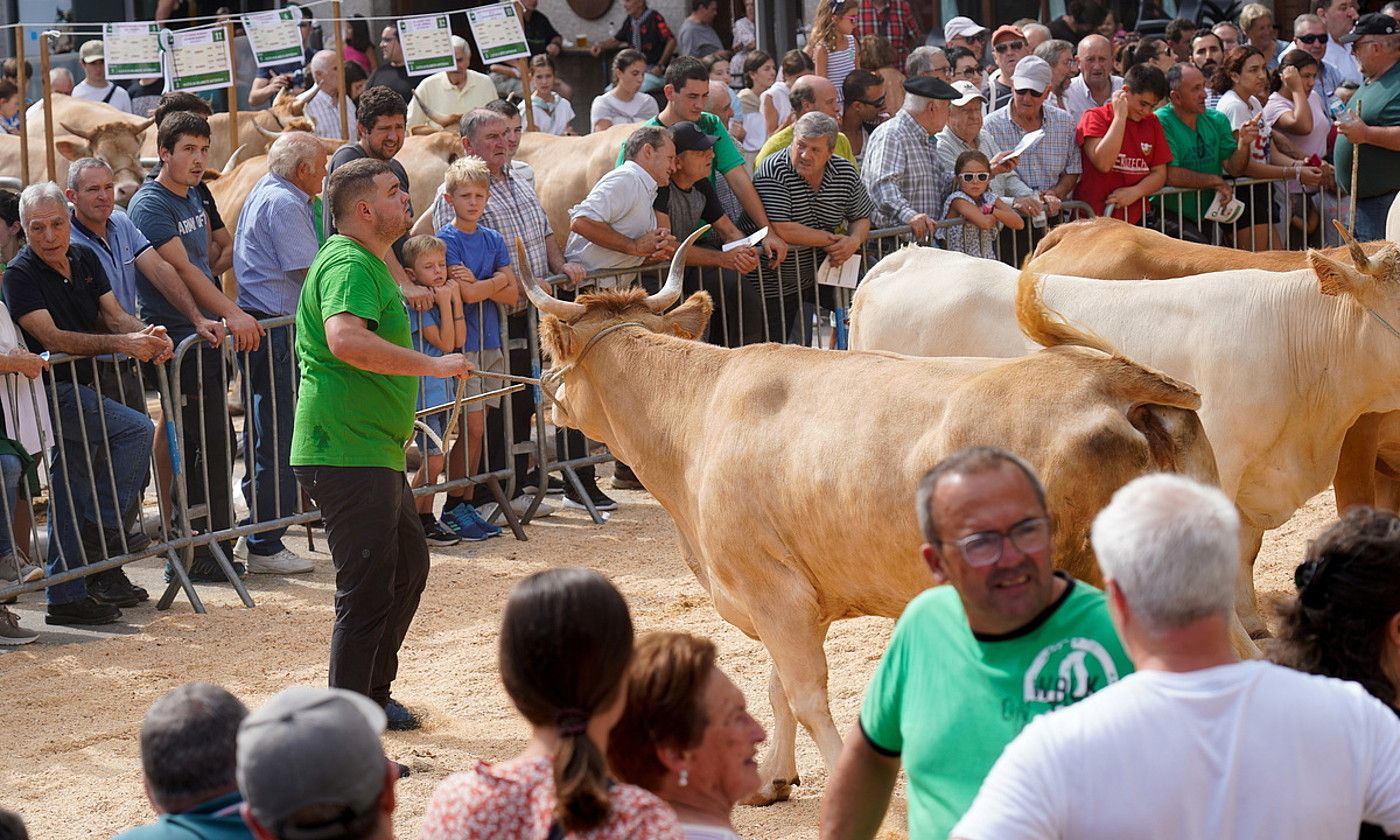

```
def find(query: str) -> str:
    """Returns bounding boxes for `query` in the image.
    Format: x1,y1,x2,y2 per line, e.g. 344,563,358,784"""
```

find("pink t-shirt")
1263,89,1332,193
419,755,684,840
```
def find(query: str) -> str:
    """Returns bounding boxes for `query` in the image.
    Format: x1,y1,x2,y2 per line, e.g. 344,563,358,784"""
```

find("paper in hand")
722,226,768,253
1003,129,1045,160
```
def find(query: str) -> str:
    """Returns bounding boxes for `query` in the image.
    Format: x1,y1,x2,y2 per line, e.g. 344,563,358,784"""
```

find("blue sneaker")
442,504,491,542
463,504,504,538
383,698,422,731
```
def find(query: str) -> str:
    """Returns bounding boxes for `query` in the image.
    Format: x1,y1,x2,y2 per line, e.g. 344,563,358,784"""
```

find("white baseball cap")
950,79,986,107
944,16,988,42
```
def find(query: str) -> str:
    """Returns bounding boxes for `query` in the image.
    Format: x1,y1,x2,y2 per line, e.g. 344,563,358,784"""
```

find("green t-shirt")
291,234,417,471
1154,105,1236,222
615,111,746,176
859,574,1132,840
1336,57,1400,200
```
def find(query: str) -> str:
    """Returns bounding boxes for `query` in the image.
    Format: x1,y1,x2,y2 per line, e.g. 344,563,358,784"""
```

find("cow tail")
1015,261,1117,355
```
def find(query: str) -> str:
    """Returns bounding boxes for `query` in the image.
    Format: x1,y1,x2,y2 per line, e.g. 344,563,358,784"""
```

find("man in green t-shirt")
821,447,1133,840
1153,63,1251,241
1336,13,1400,240
291,157,472,740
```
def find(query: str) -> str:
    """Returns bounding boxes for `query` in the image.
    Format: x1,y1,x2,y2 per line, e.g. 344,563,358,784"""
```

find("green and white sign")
103,22,162,80
165,25,232,94
398,14,455,76
242,9,303,68
466,3,530,63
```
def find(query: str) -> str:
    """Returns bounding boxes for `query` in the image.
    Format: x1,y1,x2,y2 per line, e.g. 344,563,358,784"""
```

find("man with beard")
820,447,1133,840
1285,13,1349,103
292,158,473,736
1190,30,1225,106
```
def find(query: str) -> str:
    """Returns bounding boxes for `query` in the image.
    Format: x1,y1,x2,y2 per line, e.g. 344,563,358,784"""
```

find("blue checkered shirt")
984,103,1083,195
862,110,949,229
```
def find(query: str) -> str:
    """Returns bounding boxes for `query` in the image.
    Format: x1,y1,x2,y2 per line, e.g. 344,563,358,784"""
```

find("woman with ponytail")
420,568,683,839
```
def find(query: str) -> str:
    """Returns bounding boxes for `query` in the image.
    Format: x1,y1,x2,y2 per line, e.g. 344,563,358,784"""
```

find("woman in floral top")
937,150,1025,260
419,568,683,840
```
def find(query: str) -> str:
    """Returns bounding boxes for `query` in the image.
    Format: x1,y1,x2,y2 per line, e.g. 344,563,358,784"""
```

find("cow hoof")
740,778,794,806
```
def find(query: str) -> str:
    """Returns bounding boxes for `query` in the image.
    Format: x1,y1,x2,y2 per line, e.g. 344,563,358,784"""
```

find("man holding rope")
292,158,473,736
1336,13,1400,240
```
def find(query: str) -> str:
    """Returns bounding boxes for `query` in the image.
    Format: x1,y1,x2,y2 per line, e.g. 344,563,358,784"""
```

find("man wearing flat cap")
1335,12,1400,240
862,75,962,239
237,686,400,840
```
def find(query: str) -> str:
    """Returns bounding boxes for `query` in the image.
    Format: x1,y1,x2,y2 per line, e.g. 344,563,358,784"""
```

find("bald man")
1065,34,1123,124
756,74,857,165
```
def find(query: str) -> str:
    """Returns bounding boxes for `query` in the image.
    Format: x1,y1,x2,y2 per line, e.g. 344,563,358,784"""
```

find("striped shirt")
750,147,873,298
302,90,356,141
985,103,1083,194
823,34,858,109
862,109,949,228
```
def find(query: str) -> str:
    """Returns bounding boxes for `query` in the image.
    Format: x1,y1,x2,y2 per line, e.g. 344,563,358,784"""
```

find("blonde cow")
15,95,152,202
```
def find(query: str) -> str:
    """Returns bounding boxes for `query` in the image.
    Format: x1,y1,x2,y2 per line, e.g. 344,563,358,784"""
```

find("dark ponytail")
499,568,635,832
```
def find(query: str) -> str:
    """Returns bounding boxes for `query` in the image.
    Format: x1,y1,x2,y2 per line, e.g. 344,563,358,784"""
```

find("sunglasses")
1297,33,1328,44
856,95,886,108
994,39,1026,53
1014,87,1045,97
959,171,991,182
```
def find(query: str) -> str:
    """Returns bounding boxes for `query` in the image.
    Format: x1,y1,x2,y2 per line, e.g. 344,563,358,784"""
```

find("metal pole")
15,27,29,187
39,30,55,183
520,57,535,130
333,0,348,141
226,21,239,163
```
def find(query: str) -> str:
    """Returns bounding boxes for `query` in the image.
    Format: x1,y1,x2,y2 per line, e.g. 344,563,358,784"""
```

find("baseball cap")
949,80,986,106
79,40,104,64
904,75,962,100
1011,55,1053,93
991,24,1026,45
944,16,988,42
237,687,389,840
670,120,718,153
1340,12,1398,43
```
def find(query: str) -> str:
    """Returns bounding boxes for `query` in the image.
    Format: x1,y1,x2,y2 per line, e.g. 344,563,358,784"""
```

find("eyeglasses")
994,39,1027,53
856,95,886,108
1296,33,1329,44
930,65,951,78
957,66,981,77
945,517,1051,567
959,171,991,182
1014,87,1045,97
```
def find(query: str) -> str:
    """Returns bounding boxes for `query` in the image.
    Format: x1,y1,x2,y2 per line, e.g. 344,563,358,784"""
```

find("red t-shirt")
1073,104,1173,224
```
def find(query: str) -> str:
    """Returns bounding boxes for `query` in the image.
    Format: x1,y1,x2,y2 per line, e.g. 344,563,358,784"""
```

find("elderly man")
1214,20,1242,52
937,81,1038,216
4,182,173,626
49,67,73,96
820,447,1132,840
858,0,924,68
231,132,326,577
751,112,872,345
591,0,677,93
1336,13,1400,241
1074,63,1171,222
1034,39,1076,110
951,474,1400,839
839,69,886,161
300,50,356,140
114,683,251,840
758,75,856,164
906,45,951,80
405,36,497,131
367,25,415,104
988,25,1030,112
293,160,472,729
943,16,988,52
1318,0,1364,80
1154,64,1252,241
1065,34,1122,124
1287,13,1350,103
72,40,132,113
248,3,315,106
863,76,960,238
566,125,677,280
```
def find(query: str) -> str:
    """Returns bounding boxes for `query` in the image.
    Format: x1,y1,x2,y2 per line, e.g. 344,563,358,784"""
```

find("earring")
679,768,689,787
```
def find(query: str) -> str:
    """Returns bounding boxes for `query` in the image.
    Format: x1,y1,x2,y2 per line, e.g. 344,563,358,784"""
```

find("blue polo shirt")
69,209,151,316
112,791,253,840
233,171,319,317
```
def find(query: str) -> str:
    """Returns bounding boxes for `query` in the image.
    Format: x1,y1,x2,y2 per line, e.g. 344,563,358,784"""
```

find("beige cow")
13,95,152,202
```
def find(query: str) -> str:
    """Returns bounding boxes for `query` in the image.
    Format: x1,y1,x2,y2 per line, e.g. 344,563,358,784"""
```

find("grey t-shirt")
127,179,212,332
654,177,724,241
678,19,723,58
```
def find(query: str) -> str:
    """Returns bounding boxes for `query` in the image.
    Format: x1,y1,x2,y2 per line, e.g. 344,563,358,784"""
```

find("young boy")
402,235,471,546
436,156,518,540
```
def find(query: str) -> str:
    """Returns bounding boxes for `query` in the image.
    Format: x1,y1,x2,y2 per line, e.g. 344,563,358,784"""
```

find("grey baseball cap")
237,686,388,840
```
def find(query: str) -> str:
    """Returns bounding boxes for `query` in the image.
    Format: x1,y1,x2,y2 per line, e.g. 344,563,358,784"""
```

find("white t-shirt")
529,93,575,135
590,89,659,130
953,661,1400,840
1064,74,1122,127
1216,89,1272,164
761,79,792,130
72,79,132,113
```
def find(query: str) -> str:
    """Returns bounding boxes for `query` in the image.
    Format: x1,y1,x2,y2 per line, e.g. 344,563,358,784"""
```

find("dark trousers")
237,322,298,553
171,336,235,552
295,465,430,705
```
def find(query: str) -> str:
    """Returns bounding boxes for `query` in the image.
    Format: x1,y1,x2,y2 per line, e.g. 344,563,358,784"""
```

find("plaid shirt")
985,103,1083,195
432,164,552,280
862,110,951,228
855,0,923,68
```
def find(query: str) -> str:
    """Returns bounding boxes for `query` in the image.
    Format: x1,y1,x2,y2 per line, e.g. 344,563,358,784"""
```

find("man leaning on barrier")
862,75,961,240
3,182,172,627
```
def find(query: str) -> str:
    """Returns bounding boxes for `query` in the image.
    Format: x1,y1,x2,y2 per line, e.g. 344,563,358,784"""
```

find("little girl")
807,0,858,109
527,54,576,135
937,150,1024,260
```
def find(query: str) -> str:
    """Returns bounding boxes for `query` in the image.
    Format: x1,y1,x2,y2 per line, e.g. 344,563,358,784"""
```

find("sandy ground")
0,480,1335,839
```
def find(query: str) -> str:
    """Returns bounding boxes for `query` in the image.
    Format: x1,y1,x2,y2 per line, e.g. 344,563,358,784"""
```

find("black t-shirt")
367,64,416,106
522,10,561,56
3,244,112,381
325,143,412,260
144,163,226,232
654,177,724,242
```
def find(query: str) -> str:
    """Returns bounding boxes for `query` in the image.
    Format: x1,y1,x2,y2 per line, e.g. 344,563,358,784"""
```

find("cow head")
1310,221,1400,304
522,228,714,432
60,118,154,205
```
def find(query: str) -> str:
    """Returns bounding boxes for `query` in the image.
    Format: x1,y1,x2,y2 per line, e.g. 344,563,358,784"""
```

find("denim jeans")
46,382,154,605
1354,191,1397,243
0,452,21,557
238,324,298,555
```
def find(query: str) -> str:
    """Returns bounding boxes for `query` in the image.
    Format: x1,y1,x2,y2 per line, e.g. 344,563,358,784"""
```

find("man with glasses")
905,45,951,80
1335,13,1400,240
1285,13,1349,104
988,25,1030,112
839,69,886,161
368,25,416,105
1153,63,1252,242
1065,33,1121,124
863,75,960,239
820,447,1132,840
942,16,988,52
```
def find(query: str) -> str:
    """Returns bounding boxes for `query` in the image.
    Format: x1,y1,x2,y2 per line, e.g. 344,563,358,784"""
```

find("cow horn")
254,121,283,139
644,225,709,313
1331,219,1370,270
412,92,454,129
289,82,319,117
222,143,251,174
132,117,155,135
516,237,586,320
58,120,92,140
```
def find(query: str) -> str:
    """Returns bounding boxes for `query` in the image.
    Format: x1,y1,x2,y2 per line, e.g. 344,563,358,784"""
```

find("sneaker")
88,569,144,607
246,547,314,575
420,517,461,546
611,463,644,491
384,698,423,731
16,552,44,584
0,605,36,644
46,596,121,626
0,552,43,584
522,477,566,496
461,504,503,538
480,496,556,522
441,504,491,542
563,481,619,512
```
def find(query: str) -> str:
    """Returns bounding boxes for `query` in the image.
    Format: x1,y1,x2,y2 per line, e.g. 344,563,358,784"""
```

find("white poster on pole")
163,25,232,94
242,9,303,68
103,22,162,80
466,2,531,64
397,14,455,77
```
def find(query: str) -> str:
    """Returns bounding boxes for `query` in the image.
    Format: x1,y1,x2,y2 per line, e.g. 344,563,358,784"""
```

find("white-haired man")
952,473,1400,840
862,75,961,239
405,36,497,130
303,50,357,140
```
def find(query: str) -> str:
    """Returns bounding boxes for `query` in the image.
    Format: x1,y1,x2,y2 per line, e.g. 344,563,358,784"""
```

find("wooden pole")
332,0,348,141
519,56,535,131
16,27,29,187
226,21,239,163
39,30,55,183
